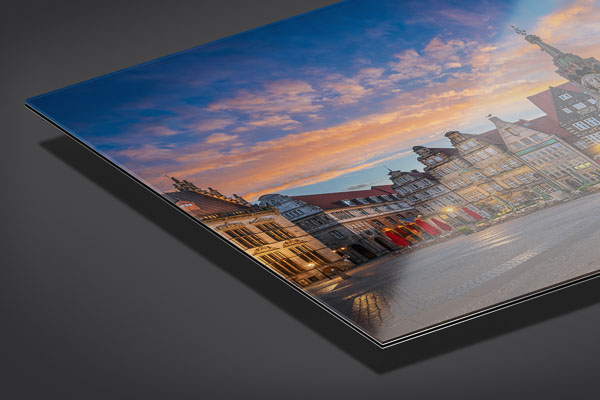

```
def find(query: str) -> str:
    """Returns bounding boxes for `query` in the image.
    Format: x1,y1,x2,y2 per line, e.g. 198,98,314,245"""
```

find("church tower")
512,25,600,102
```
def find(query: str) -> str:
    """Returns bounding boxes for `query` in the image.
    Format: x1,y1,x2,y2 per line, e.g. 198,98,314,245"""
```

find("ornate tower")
512,25,600,102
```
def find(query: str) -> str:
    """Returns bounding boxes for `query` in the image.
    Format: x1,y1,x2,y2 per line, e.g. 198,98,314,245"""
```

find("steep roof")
476,114,577,145
527,82,583,121
523,114,577,140
164,190,252,217
291,184,398,210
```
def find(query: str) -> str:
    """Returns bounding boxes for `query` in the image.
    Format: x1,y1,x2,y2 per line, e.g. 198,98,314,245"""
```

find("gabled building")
388,167,475,227
258,193,370,265
410,146,491,218
528,83,600,159
163,177,346,288
290,185,421,260
488,116,600,190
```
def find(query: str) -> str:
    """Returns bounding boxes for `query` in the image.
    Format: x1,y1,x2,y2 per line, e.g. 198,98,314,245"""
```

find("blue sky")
28,0,599,200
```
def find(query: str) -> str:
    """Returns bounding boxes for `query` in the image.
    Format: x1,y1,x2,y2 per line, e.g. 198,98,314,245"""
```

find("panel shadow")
40,134,600,373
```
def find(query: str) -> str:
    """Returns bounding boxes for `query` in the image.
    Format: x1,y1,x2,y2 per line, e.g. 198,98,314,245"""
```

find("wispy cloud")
102,0,600,200
204,132,239,144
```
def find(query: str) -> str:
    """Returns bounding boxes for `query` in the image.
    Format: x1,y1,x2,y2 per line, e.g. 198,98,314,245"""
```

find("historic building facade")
410,146,495,218
258,193,373,265
164,177,347,288
388,168,476,227
528,83,600,160
442,126,567,213
290,185,421,260
488,116,600,190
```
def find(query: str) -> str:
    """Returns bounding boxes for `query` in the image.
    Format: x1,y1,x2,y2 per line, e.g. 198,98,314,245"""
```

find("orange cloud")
120,0,600,201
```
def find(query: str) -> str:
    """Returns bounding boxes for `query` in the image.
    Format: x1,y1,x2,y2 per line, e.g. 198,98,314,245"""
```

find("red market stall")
461,207,484,221
384,230,411,247
431,217,452,232
415,219,442,236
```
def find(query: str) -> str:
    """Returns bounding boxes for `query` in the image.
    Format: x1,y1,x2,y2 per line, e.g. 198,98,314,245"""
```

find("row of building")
162,29,600,288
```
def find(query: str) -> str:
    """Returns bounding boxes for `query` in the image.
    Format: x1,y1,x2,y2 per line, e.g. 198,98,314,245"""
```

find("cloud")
323,78,372,105
207,80,322,115
247,114,299,127
117,144,174,161
113,0,600,201
191,118,235,132
204,132,239,144
388,49,442,80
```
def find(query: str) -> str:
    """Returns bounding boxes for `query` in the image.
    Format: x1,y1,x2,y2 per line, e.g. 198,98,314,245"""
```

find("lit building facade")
411,146,493,218
258,193,374,265
528,83,600,160
291,185,421,260
164,177,347,288
388,168,475,227
442,128,563,213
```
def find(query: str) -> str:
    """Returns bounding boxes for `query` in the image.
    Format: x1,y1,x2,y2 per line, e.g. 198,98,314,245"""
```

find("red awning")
461,207,484,221
384,230,410,247
415,219,442,236
431,217,452,231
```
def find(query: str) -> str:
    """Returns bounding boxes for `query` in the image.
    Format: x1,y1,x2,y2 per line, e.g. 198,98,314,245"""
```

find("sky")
28,0,600,201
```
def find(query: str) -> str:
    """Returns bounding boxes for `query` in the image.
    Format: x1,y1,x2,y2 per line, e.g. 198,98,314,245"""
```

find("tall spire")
511,25,600,100
511,25,564,58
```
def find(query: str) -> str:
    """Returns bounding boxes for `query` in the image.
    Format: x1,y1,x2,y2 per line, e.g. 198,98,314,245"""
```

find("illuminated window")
224,227,268,249
289,244,330,266
259,251,303,277
256,222,295,241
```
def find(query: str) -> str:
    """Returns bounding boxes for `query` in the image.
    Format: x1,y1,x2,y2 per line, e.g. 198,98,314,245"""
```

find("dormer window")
381,195,393,201
558,93,572,100
562,107,572,113
588,98,597,105
467,140,477,147
356,198,370,205
341,200,355,206
573,102,587,110
369,196,382,203
434,156,443,162
427,159,436,165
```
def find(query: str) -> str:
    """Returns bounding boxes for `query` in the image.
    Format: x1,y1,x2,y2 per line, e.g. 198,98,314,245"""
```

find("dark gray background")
3,0,600,398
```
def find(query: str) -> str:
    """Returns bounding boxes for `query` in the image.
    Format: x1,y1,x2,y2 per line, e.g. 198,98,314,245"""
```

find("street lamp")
307,263,315,268
444,207,454,213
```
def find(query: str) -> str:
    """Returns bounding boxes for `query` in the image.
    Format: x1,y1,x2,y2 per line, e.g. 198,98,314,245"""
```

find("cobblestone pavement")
308,193,600,343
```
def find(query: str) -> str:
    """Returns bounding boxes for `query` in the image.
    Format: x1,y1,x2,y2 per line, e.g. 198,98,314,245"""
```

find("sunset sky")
28,0,600,201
